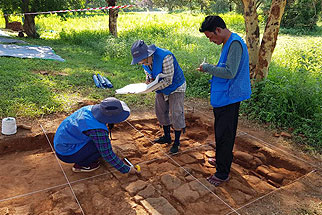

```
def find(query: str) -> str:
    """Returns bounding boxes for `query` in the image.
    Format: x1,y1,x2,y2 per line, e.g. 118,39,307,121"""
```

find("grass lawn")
0,12,321,152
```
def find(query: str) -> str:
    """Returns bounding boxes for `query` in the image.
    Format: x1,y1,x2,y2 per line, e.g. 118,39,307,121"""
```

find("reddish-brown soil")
0,100,321,215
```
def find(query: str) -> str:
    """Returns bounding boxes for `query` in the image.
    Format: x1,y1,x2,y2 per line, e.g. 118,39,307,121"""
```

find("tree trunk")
21,0,39,38
4,15,9,29
106,0,118,37
23,14,38,38
242,0,260,79
254,0,286,80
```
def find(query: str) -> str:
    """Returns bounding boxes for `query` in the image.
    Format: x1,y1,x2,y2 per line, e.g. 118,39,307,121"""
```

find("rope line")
4,5,134,16
2,108,315,215
185,104,321,171
40,124,85,215
125,120,240,215
0,138,212,204
224,169,317,215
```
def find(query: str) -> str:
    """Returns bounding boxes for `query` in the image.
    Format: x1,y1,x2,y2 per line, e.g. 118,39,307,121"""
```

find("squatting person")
54,97,138,174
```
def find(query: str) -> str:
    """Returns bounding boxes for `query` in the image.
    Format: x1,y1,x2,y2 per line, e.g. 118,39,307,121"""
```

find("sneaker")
207,175,230,186
72,161,100,173
154,136,171,144
169,144,179,154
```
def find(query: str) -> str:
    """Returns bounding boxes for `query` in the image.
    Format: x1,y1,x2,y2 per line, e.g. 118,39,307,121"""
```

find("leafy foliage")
0,12,321,152
241,37,322,151
281,0,322,30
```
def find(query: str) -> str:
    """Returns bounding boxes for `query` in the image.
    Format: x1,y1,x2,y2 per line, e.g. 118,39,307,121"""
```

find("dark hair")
199,16,226,33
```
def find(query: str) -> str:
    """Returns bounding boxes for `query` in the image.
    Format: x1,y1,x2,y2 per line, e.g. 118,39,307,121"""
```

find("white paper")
116,74,162,94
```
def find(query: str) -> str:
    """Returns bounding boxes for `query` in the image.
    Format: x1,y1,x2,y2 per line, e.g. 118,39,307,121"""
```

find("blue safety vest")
210,33,251,107
142,47,185,95
54,106,108,155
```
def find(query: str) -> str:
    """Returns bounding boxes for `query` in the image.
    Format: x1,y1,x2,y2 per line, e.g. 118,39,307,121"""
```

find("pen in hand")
197,57,206,72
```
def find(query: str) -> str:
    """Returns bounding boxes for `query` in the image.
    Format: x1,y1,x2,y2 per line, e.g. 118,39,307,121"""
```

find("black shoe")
154,136,171,144
169,144,179,154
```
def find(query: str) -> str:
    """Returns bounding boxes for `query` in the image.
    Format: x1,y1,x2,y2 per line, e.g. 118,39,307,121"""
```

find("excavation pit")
0,113,313,215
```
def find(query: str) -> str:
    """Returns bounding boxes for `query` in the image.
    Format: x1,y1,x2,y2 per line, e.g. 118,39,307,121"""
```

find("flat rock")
234,151,254,163
267,172,284,184
161,174,182,191
177,154,196,164
0,207,9,215
115,143,138,157
179,167,192,176
254,152,267,163
141,197,179,215
189,179,210,197
125,180,148,196
137,184,157,198
173,183,200,205
134,124,143,130
243,175,261,185
205,150,215,158
189,152,205,163
189,163,211,175
185,175,195,182
134,195,144,203
256,165,271,176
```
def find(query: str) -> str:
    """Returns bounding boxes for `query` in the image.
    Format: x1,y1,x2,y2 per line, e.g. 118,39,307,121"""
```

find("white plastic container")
1,117,17,135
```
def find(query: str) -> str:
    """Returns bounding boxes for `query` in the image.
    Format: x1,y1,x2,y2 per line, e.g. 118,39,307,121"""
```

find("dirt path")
0,100,321,215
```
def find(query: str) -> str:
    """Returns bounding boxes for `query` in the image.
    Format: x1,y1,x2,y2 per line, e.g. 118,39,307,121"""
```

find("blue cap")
131,40,156,65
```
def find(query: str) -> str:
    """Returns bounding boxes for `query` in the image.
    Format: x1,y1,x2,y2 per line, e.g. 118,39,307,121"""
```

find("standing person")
130,40,186,154
198,16,251,186
54,97,138,174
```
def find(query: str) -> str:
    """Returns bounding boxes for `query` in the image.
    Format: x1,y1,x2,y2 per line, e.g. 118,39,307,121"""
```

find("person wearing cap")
53,97,138,174
197,16,251,186
130,40,186,154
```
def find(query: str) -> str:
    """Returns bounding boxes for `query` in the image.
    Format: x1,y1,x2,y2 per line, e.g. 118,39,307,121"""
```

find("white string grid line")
39,124,85,215
185,104,321,212
0,135,213,203
125,120,241,215
225,169,317,215
185,104,321,171
0,126,244,204
1,111,314,215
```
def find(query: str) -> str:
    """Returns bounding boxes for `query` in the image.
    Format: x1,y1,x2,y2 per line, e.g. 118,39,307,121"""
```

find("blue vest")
142,47,185,95
54,106,108,155
210,33,251,107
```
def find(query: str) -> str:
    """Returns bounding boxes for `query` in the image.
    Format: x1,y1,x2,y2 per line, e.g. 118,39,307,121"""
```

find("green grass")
0,12,321,152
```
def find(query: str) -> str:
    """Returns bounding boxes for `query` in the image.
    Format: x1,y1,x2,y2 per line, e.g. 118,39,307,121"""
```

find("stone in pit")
125,180,148,196
161,174,182,191
141,197,179,215
173,183,200,205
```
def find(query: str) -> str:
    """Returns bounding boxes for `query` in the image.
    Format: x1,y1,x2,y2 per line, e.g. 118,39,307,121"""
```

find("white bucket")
1,117,17,135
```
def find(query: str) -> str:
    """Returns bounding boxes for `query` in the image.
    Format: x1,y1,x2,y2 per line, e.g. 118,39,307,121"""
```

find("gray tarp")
0,37,27,44
0,44,65,62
